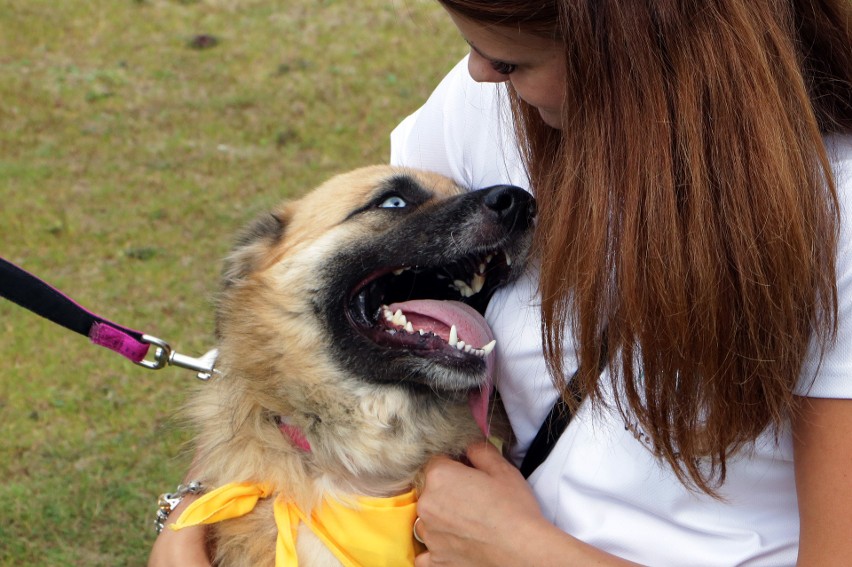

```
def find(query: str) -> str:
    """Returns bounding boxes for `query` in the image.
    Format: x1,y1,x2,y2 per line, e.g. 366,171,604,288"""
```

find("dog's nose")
481,185,536,230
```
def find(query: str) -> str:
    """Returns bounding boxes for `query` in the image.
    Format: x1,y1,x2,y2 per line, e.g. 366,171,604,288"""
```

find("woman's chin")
537,108,563,130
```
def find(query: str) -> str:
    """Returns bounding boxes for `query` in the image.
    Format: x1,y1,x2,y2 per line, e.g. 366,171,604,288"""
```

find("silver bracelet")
154,480,204,534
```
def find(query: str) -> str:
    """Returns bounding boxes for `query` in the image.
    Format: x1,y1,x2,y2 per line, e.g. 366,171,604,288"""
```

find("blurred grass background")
0,1,463,564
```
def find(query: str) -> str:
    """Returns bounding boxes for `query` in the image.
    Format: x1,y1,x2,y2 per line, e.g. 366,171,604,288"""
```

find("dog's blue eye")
378,196,407,209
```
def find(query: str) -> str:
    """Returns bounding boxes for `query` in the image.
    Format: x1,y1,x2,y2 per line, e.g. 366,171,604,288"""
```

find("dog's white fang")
450,266,489,297
448,325,458,347
452,280,475,297
471,273,485,294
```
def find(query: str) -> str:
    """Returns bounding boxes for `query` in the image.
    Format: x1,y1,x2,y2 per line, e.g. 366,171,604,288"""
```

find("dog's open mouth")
346,248,515,363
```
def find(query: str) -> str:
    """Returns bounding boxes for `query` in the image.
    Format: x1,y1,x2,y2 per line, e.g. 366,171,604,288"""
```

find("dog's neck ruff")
171,481,419,567
277,385,492,455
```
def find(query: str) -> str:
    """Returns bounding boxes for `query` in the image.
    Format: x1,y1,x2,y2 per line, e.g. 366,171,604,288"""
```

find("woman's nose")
466,51,509,84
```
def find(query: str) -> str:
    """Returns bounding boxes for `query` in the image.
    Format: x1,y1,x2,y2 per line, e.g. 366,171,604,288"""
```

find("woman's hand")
414,441,643,567
147,494,212,567
414,441,561,566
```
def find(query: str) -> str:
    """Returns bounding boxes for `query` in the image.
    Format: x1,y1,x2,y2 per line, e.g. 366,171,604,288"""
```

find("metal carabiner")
136,335,217,381
136,335,172,370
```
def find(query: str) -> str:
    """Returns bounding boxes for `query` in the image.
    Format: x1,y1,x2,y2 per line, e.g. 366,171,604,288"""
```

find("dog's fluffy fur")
185,166,534,566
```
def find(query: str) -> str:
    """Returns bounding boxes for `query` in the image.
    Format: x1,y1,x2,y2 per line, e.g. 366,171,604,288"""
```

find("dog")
173,165,535,566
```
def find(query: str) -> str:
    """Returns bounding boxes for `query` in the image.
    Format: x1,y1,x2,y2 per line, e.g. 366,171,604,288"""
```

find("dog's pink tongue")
387,299,494,437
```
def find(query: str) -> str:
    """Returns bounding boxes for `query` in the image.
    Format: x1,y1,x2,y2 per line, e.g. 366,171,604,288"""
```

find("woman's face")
446,10,566,129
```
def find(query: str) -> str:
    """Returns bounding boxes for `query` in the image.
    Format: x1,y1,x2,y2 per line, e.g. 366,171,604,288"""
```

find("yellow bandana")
171,482,419,567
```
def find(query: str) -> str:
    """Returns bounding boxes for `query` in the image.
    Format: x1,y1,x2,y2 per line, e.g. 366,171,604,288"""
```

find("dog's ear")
220,207,291,289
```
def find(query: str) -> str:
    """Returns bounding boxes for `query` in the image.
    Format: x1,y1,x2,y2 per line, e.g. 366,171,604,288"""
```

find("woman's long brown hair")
438,0,852,494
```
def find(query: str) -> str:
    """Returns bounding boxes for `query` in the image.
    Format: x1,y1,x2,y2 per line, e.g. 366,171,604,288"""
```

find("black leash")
0,256,216,379
519,371,584,478
518,341,608,479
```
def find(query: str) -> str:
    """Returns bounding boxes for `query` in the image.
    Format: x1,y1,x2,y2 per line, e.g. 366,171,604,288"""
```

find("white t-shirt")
391,57,852,566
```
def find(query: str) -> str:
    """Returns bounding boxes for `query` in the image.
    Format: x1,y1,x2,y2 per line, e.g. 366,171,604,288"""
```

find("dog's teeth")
393,267,408,276
471,273,485,294
448,325,458,347
505,252,512,266
392,309,407,326
453,279,475,297
478,263,486,274
383,306,394,322
480,339,496,356
419,329,426,336
457,340,466,351
464,344,473,353
405,322,414,333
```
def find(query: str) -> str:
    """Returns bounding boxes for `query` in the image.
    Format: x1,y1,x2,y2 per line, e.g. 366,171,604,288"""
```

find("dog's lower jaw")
398,359,488,393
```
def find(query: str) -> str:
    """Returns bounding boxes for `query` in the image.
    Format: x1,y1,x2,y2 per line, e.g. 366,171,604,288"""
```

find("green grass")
0,1,464,564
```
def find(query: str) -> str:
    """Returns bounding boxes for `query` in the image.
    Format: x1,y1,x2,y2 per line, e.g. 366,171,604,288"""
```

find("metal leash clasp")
135,335,218,381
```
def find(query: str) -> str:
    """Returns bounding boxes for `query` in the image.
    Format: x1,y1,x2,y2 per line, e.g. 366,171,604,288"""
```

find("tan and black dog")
175,166,534,566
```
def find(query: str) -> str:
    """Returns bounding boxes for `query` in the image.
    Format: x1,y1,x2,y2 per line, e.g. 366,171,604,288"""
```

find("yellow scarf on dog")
171,482,419,567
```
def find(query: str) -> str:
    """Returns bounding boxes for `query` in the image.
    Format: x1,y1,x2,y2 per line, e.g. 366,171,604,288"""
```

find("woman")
150,1,852,565
400,1,852,565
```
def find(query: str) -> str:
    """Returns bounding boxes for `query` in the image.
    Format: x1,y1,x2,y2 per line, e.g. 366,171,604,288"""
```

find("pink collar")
277,418,312,452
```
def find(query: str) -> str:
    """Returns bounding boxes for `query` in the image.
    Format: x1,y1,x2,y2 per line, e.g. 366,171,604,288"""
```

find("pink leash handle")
1,256,149,361
0,257,215,378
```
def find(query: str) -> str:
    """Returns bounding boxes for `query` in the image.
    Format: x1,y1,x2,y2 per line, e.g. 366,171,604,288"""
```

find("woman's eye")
378,195,407,209
490,60,517,75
